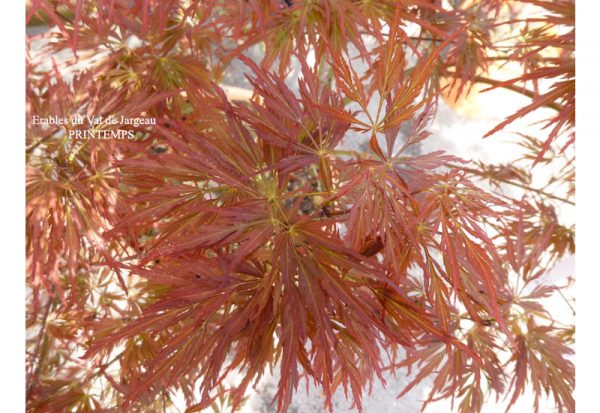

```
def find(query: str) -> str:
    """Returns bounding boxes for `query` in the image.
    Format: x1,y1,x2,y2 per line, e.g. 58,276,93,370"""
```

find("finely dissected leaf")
26,1,575,412
505,319,575,413
482,0,575,162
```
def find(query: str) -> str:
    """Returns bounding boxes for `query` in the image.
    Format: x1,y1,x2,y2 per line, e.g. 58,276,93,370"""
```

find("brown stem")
444,70,563,112
557,288,575,315
84,350,126,388
450,163,574,205
26,134,54,154
377,33,564,113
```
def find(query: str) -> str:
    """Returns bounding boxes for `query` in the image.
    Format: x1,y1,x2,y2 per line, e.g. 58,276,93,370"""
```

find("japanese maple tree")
26,1,575,412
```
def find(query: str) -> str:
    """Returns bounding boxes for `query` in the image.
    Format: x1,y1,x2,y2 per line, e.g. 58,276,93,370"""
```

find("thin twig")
557,288,575,315
451,163,574,205
444,70,563,113
26,135,53,154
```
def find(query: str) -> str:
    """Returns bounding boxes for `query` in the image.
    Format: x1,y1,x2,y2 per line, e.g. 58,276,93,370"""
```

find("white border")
6,1,595,412
575,1,600,412
1,0,25,411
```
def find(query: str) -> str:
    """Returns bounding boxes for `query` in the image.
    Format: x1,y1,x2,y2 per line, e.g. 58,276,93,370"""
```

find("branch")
450,163,574,205
444,70,563,113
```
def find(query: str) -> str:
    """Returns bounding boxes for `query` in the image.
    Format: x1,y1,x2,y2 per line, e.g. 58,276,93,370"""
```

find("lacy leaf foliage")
26,1,574,412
